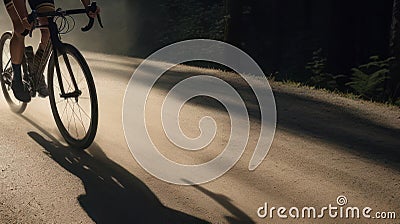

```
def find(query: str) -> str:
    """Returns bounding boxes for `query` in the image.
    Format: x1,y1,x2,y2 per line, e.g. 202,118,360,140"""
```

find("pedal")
23,79,36,98
3,77,11,86
2,71,12,86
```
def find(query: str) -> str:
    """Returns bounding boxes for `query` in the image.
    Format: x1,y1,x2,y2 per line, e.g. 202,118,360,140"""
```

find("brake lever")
97,14,103,28
81,1,98,32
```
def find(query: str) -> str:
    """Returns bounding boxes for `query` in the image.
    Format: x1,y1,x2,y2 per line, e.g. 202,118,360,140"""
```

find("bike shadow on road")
22,117,208,223
182,179,255,224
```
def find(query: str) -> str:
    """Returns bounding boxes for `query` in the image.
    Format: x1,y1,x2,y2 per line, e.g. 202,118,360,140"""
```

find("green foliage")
395,98,400,106
306,49,343,90
347,56,394,101
159,0,225,44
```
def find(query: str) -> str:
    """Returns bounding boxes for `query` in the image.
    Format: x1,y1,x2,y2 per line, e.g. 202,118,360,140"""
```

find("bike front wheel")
0,32,27,114
48,44,98,149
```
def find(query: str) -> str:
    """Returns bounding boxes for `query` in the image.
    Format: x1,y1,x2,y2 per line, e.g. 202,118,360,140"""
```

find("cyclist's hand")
21,17,33,30
88,6,100,18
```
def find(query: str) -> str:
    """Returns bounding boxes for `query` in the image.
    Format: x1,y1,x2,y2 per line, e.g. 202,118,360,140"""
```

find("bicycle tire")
0,31,27,114
48,43,98,149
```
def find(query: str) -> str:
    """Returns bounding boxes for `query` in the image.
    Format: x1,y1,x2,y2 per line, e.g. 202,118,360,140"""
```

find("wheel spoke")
66,100,89,139
72,104,79,138
69,101,88,135
77,76,85,86
77,106,87,133
76,103,91,120
60,101,69,119
66,100,74,132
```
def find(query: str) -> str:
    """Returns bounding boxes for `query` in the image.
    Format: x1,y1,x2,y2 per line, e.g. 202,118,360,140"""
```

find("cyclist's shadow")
27,130,207,223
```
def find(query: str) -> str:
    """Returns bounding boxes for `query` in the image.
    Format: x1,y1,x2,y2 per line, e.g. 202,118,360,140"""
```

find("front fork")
49,20,81,100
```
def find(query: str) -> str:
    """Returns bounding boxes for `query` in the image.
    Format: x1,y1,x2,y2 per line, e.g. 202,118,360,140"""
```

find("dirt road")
1,53,399,223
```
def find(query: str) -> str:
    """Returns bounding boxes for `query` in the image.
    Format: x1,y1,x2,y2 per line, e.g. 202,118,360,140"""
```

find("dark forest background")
1,0,399,104
224,0,400,104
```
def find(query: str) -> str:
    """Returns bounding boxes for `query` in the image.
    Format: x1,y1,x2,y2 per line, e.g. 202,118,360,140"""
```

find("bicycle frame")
1,2,101,148
30,6,98,99
22,1,101,100
47,18,81,99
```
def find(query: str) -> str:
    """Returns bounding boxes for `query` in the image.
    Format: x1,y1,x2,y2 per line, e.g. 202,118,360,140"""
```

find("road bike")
0,2,102,149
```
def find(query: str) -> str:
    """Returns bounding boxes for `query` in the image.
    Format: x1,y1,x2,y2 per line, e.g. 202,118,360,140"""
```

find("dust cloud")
1,0,224,58
1,0,167,57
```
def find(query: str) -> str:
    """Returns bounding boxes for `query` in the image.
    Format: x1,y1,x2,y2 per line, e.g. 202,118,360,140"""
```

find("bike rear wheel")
0,32,27,114
48,44,98,149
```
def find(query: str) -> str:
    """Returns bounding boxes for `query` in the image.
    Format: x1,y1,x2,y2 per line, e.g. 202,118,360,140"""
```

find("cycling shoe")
11,81,31,102
37,76,49,98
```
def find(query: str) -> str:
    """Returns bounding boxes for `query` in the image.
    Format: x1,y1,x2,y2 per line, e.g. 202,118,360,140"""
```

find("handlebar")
82,2,103,32
21,1,102,37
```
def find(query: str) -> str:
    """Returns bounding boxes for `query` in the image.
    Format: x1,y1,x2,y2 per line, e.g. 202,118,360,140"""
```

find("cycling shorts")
28,0,55,12
3,0,54,12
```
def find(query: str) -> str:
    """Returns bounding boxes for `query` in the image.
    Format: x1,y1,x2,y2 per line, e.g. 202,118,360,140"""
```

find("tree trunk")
391,0,400,57
390,0,400,100
224,0,243,47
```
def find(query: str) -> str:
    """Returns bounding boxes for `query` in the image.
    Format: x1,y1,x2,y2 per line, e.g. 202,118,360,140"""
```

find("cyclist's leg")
4,0,31,102
31,1,54,50
27,0,54,52
28,0,55,97
35,27,51,97
5,0,26,65
38,22,50,50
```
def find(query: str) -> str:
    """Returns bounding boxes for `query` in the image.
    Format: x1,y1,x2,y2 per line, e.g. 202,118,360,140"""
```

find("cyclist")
2,0,100,102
